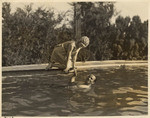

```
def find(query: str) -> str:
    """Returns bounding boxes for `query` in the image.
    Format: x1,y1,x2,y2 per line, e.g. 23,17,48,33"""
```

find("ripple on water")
61,109,71,113
126,97,133,101
140,98,148,103
97,102,107,107
140,86,148,89
119,105,148,114
2,91,16,95
137,94,148,98
84,107,95,113
48,103,66,109
2,80,17,85
10,97,32,107
109,70,115,73
113,87,133,94
3,102,17,110
69,100,82,108
127,100,147,106
20,110,40,116
130,89,147,95
120,111,143,116
37,106,47,110
117,98,122,100
3,86,20,90
38,112,52,116
30,94,51,102
80,110,103,116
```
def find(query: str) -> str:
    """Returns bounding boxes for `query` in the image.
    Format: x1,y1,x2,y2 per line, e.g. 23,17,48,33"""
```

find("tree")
113,15,148,60
2,3,65,66
76,2,116,60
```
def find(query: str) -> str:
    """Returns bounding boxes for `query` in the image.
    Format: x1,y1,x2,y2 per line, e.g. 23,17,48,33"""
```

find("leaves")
2,2,73,66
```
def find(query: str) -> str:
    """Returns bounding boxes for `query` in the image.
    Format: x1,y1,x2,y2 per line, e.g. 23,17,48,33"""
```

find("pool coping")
2,60,148,72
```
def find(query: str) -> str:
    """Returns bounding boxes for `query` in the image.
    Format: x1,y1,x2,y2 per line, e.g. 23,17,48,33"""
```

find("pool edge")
2,60,148,72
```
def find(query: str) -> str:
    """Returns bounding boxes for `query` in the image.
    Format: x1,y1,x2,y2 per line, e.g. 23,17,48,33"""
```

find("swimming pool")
2,65,148,116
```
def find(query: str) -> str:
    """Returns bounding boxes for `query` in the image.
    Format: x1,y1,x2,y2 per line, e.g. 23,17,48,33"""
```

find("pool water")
2,66,148,116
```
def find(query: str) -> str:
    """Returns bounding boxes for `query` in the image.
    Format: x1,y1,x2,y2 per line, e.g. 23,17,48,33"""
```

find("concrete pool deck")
2,60,148,72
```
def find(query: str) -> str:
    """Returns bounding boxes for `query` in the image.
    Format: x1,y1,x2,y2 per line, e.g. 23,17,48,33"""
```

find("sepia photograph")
1,0,149,117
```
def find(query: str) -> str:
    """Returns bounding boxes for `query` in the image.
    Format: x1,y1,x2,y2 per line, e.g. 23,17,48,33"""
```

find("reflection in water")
2,66,148,116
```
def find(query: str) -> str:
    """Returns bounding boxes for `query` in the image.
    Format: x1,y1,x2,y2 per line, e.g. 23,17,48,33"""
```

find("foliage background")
2,2,148,66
